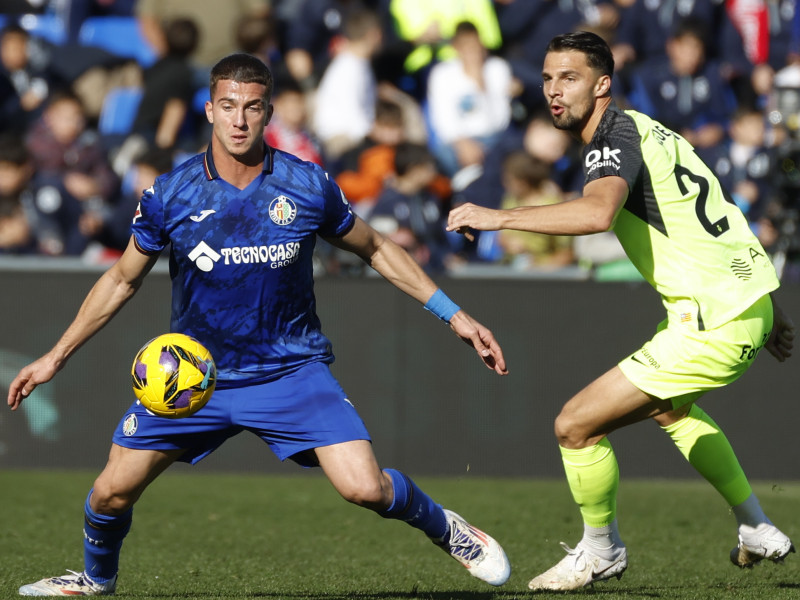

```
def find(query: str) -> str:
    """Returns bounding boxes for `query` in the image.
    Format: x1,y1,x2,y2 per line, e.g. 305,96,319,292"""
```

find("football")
131,333,216,418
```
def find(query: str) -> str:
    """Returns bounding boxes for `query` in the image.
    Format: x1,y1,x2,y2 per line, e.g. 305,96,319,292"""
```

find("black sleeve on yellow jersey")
583,108,642,190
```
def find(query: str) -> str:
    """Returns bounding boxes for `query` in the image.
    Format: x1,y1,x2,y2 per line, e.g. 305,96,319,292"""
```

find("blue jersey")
131,145,355,388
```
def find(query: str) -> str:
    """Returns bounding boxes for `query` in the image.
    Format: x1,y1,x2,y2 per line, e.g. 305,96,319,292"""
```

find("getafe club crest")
269,195,297,225
122,413,138,436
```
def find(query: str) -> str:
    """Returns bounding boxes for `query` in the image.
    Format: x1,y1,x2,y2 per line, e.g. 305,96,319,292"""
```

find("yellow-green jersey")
584,103,779,330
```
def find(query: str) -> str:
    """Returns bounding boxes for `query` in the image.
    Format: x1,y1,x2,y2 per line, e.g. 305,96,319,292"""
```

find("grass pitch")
1,470,798,599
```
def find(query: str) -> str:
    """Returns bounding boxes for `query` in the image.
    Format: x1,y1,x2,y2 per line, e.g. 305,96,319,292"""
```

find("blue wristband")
424,289,460,323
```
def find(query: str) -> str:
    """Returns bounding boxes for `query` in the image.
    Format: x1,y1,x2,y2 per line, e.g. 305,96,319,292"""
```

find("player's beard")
551,100,592,133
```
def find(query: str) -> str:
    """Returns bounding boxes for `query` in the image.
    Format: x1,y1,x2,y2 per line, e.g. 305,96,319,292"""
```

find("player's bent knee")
338,479,389,509
90,479,138,515
554,411,593,448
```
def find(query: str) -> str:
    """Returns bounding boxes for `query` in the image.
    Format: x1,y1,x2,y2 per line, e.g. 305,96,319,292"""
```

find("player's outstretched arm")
446,176,628,240
765,294,794,362
7,238,159,411
325,217,508,375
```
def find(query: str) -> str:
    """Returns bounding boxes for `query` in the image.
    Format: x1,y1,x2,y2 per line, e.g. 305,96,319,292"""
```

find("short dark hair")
342,9,380,41
0,133,28,165
546,31,614,78
394,142,433,176
374,99,403,127
134,147,174,175
210,53,273,100
502,151,550,189
454,20,479,38
165,18,199,58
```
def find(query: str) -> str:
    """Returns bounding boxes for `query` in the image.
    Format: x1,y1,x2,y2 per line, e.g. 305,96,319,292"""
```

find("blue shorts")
112,361,371,467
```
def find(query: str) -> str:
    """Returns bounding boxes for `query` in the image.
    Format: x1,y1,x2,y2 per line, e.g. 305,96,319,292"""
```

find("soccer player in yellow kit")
448,31,796,591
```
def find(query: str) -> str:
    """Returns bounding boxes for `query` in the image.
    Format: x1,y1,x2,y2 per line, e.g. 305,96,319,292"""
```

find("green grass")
1,470,798,599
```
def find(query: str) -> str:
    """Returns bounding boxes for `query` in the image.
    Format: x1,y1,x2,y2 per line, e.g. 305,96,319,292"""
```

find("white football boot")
19,571,117,596
528,541,627,591
730,523,795,568
436,509,511,586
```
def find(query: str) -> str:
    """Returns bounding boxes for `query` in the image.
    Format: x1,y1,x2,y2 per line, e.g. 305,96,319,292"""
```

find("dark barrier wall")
1,265,798,480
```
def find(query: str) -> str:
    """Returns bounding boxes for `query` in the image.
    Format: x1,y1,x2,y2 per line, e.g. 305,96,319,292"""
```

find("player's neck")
212,145,266,190
579,96,613,145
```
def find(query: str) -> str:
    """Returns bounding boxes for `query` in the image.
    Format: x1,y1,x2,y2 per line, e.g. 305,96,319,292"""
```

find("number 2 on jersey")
674,164,729,238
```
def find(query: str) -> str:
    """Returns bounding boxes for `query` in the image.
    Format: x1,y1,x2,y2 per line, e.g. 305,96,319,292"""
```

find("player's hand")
448,311,508,375
765,300,794,362
6,355,61,411
447,203,503,242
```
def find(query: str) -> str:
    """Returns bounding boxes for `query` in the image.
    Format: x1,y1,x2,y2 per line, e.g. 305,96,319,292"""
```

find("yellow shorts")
618,294,773,409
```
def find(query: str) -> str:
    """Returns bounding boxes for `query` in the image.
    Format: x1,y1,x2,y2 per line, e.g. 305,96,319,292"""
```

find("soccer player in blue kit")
7,53,511,596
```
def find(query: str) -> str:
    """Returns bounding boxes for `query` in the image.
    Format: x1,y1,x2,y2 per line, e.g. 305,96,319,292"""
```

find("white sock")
731,493,769,529
580,519,625,560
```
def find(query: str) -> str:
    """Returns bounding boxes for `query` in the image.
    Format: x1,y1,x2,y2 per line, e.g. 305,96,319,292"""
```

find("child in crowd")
25,91,119,255
497,150,574,269
0,133,36,254
265,76,323,165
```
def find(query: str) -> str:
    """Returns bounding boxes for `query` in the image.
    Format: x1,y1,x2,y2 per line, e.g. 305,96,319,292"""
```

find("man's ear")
596,75,612,97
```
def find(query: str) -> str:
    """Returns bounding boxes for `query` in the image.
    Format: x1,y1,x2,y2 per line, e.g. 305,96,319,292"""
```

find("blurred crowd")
1,0,800,281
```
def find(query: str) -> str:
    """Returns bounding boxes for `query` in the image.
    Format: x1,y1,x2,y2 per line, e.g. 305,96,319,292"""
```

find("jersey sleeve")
583,118,642,191
317,171,356,238
131,178,168,254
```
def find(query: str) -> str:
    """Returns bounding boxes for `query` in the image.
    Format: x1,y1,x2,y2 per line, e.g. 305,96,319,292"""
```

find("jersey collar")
203,142,274,180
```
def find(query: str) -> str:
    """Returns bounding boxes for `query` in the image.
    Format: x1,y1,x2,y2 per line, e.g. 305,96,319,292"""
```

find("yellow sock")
560,438,619,528
661,404,752,507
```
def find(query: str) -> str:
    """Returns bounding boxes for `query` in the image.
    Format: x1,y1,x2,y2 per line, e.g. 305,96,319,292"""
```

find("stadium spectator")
81,145,175,254
136,0,270,83
132,17,200,150
448,31,795,591
8,53,511,597
700,106,775,225
335,96,436,211
369,141,455,272
335,97,406,208
456,110,581,211
726,0,800,107
495,150,574,270
387,0,502,93
235,12,283,71
264,76,323,165
311,8,382,160
0,23,64,129
25,90,120,255
626,17,738,151
612,0,751,74
0,133,36,254
425,20,513,177
283,0,367,89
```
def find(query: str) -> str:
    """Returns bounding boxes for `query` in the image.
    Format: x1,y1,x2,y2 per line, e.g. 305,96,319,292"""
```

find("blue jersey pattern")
132,145,355,388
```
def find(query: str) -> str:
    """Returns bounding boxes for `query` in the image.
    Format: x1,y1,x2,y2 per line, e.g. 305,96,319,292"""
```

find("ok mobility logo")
585,146,621,174
188,240,300,272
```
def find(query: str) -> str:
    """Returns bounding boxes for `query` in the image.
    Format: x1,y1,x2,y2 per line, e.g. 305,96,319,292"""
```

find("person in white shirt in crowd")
425,20,513,179
311,9,383,161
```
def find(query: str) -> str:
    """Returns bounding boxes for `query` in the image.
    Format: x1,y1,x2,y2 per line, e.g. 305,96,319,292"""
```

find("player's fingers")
477,331,508,375
766,341,789,362
459,227,475,242
7,377,30,409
